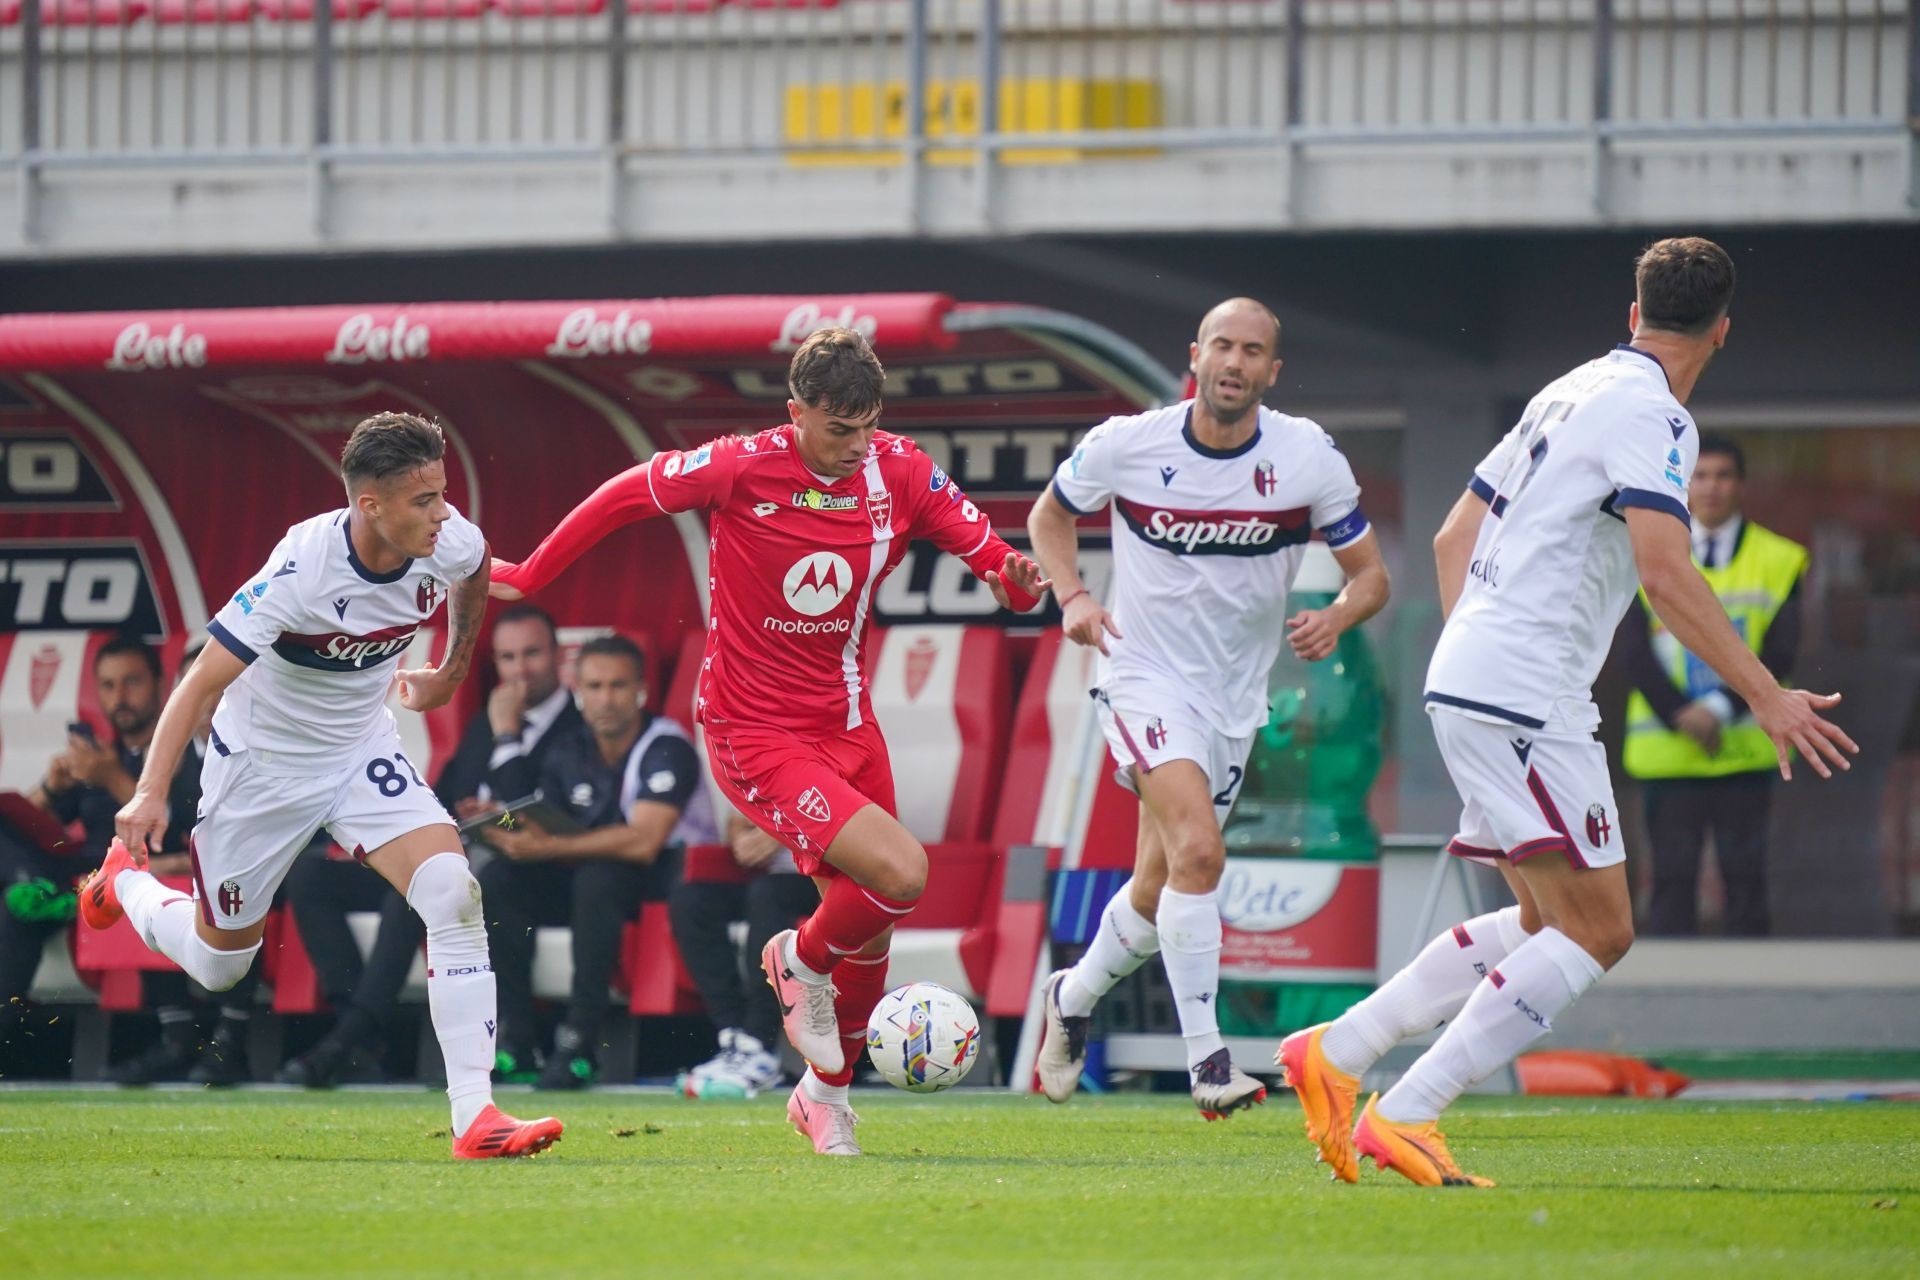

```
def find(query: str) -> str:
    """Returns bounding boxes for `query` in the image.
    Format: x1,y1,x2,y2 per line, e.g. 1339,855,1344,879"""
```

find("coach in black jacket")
277,605,582,1086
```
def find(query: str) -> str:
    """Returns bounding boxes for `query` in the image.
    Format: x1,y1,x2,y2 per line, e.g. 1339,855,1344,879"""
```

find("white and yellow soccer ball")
865,981,981,1093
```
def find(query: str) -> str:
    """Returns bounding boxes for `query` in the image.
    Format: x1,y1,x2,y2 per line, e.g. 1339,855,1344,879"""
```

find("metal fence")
1,1,1913,162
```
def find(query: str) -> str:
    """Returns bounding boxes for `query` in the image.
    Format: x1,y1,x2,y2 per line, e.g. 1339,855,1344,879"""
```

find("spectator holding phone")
1,637,215,1077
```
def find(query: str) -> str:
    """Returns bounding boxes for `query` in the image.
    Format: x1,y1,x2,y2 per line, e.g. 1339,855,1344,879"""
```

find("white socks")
116,869,259,991
1380,926,1605,1124
1058,881,1161,1019
1156,886,1226,1072
1320,906,1531,1078
801,1067,849,1106
407,853,497,1137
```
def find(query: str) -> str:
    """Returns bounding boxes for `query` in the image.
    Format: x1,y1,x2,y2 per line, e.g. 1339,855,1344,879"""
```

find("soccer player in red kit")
491,329,1048,1155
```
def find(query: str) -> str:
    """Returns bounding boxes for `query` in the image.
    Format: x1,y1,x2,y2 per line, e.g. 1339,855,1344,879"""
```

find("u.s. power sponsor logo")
1113,498,1310,556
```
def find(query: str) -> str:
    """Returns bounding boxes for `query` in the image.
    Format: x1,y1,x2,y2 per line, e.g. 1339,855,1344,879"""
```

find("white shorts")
189,724,452,929
1093,685,1254,827
1429,705,1623,871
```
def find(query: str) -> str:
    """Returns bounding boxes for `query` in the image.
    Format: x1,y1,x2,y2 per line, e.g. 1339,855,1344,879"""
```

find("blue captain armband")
1320,508,1371,549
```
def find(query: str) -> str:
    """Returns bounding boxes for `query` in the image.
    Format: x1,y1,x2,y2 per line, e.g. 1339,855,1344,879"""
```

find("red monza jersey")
494,425,1038,742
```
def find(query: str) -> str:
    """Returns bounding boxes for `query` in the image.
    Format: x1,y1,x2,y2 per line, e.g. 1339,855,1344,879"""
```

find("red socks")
812,951,891,1088
793,876,916,974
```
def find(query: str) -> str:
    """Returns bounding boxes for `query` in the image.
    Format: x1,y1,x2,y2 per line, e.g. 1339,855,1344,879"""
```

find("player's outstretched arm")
1287,531,1390,662
1028,484,1119,653
115,644,247,856
490,458,687,601
1627,507,1857,780
1433,487,1490,620
398,549,489,713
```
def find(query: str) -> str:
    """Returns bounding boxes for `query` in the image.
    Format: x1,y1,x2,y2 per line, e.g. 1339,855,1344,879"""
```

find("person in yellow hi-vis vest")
1617,435,1807,935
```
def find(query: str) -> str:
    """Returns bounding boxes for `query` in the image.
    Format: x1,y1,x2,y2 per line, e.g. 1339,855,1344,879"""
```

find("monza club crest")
865,491,893,535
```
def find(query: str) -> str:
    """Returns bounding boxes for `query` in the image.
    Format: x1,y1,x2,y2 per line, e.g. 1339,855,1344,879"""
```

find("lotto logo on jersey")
781,551,853,617
1253,459,1277,497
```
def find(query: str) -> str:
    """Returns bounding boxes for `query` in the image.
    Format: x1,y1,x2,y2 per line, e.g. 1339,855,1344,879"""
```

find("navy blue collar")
1181,404,1262,459
342,516,412,585
1614,343,1673,392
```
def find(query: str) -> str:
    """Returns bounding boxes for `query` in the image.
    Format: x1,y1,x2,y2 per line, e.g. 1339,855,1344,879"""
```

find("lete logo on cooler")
770,302,878,353
325,313,430,365
546,307,654,358
1216,861,1343,933
106,322,208,371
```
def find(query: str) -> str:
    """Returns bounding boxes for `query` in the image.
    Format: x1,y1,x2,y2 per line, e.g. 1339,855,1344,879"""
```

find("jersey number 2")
1495,400,1573,513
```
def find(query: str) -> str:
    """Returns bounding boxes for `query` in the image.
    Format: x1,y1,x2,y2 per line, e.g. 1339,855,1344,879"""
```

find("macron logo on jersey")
1114,498,1310,557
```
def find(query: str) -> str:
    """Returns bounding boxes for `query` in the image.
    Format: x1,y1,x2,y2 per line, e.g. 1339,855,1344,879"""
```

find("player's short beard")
1202,385,1258,427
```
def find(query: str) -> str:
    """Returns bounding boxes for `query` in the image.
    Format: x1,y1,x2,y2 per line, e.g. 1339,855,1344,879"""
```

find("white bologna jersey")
1426,345,1698,735
205,507,487,768
1051,402,1370,738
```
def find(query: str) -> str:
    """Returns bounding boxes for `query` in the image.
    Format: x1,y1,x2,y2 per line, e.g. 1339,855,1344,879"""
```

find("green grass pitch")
2,1090,1915,1278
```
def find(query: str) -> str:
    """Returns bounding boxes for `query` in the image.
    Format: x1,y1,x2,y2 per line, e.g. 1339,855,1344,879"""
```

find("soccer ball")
865,982,981,1093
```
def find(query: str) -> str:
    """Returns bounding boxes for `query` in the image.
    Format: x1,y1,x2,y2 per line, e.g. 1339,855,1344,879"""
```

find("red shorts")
704,719,897,878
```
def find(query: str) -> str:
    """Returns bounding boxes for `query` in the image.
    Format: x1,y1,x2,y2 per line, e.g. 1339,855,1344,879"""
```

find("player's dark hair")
1697,432,1746,478
94,633,162,680
493,604,558,643
575,633,646,682
788,327,885,421
1634,237,1736,337
339,412,446,489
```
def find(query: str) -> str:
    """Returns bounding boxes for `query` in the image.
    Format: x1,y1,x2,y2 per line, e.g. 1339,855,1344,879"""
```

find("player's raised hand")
487,557,525,602
397,663,460,713
1060,590,1122,655
986,552,1052,612
1753,688,1857,781
113,792,166,861
1286,606,1346,662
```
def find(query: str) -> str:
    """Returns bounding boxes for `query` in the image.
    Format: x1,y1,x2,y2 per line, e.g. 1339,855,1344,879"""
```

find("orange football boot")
451,1105,564,1160
1353,1095,1494,1187
78,837,143,932
1276,1023,1361,1183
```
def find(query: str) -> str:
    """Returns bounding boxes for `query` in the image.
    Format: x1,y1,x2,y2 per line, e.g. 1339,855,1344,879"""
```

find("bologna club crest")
1585,804,1613,848
1252,459,1277,497
416,574,440,614
1144,717,1168,751
218,879,245,918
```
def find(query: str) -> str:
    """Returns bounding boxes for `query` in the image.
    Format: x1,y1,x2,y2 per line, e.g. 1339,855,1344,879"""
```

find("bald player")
1026,298,1391,1116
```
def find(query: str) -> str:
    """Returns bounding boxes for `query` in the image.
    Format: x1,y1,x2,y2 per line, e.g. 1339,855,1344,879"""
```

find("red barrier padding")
255,0,381,18
153,0,255,22
0,295,957,373
0,0,151,25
